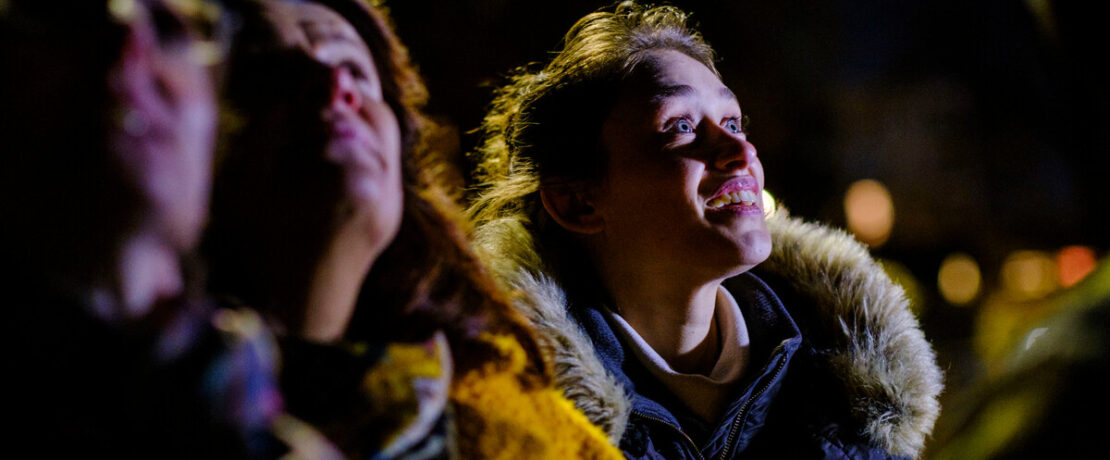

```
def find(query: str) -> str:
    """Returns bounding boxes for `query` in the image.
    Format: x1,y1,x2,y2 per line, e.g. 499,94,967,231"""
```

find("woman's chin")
722,229,773,273
343,197,403,253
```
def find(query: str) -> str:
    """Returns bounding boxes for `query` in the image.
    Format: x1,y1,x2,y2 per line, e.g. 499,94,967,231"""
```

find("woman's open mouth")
707,189,759,208
705,177,761,213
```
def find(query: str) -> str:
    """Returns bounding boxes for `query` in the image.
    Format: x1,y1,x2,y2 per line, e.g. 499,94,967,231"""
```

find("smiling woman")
468,2,944,458
590,49,770,287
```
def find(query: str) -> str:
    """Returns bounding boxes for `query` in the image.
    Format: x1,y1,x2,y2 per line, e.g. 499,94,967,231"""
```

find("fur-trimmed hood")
472,209,943,458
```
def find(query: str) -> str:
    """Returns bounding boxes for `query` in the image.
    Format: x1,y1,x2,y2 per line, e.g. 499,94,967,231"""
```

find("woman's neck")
602,265,724,375
298,216,382,343
86,227,184,324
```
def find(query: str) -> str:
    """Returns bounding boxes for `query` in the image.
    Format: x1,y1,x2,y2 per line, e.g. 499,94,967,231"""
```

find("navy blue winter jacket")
569,272,907,459
475,213,943,459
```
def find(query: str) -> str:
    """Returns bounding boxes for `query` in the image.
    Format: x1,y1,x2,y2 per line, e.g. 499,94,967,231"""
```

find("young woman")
468,2,944,458
203,0,623,457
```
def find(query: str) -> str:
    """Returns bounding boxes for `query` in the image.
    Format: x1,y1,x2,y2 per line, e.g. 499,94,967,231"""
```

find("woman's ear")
540,183,603,235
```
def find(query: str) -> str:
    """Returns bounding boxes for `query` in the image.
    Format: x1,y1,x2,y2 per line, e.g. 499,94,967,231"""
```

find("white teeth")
707,190,759,208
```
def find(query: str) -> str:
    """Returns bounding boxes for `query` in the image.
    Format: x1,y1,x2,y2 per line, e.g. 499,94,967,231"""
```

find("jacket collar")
472,209,943,457
569,271,803,456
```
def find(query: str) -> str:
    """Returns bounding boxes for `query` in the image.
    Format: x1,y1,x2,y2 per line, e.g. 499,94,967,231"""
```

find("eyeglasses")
108,0,234,66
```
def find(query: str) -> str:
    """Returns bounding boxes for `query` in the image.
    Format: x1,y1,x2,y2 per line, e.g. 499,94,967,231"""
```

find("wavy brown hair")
467,1,717,295
204,0,547,381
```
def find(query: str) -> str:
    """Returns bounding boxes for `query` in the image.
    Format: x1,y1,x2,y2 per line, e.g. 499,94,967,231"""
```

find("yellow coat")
450,334,624,460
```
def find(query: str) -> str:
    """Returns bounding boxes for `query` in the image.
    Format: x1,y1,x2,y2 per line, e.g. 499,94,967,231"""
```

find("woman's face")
592,49,771,280
263,0,403,249
110,0,220,250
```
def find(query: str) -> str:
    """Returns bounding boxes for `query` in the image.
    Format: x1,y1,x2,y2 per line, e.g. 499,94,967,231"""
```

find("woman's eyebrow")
298,20,362,47
650,84,738,104
650,84,694,103
719,86,737,101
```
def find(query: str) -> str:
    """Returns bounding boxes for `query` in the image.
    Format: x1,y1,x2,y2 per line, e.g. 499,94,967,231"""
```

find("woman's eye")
724,119,740,133
340,61,366,79
674,119,693,133
724,115,750,134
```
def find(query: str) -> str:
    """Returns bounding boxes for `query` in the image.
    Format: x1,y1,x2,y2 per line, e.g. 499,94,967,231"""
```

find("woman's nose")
711,130,756,172
330,66,362,112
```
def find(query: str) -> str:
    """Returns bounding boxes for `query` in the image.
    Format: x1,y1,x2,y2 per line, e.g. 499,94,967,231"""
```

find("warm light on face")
938,253,982,306
1001,250,1057,300
843,179,895,247
591,49,771,276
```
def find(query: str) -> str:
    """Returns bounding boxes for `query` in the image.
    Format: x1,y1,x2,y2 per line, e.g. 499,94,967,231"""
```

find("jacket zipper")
630,411,707,460
629,348,791,460
715,353,789,460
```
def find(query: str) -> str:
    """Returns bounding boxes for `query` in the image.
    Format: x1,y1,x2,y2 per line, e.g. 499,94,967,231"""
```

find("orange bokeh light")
1056,246,1097,288
844,179,895,247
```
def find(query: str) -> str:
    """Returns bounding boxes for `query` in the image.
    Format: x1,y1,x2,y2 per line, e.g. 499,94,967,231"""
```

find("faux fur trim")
760,211,943,457
472,218,631,444
472,211,943,457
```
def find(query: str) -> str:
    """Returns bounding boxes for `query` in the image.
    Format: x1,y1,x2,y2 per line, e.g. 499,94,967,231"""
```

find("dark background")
388,0,1109,435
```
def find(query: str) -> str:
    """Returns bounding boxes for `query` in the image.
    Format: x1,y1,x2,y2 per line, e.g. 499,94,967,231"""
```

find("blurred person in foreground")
467,2,944,458
928,259,1110,459
0,1,341,457
202,0,623,457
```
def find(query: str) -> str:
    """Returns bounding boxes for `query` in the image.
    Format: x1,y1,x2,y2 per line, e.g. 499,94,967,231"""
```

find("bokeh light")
762,189,777,218
938,253,982,306
1001,250,1058,300
108,0,138,21
1056,245,1097,288
843,179,895,247
881,259,926,316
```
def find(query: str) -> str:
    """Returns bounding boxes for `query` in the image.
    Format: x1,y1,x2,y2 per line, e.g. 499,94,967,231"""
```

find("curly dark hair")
204,0,547,381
